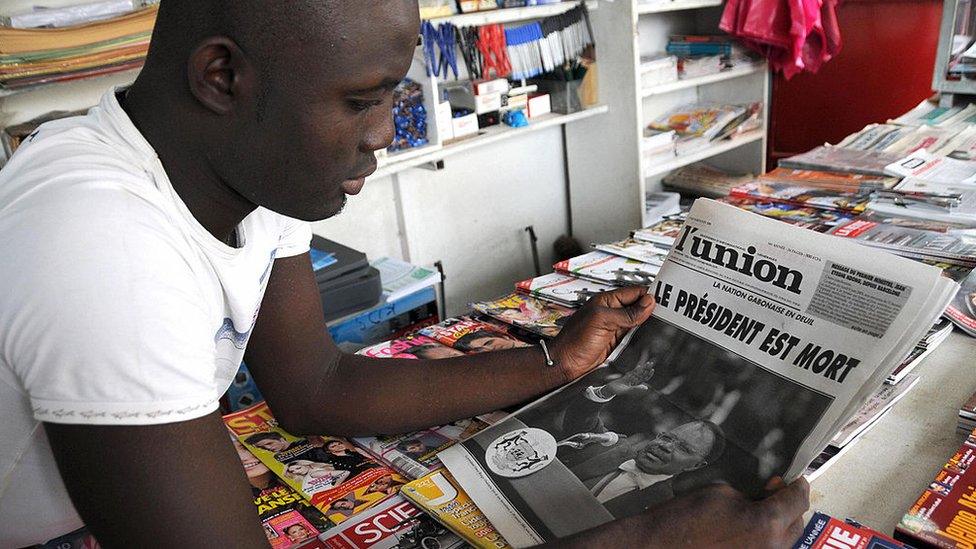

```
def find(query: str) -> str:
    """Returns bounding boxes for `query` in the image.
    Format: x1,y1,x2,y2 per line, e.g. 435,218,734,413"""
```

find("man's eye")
349,99,383,112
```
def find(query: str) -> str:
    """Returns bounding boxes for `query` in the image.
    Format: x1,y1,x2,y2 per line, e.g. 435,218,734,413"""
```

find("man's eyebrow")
348,77,402,94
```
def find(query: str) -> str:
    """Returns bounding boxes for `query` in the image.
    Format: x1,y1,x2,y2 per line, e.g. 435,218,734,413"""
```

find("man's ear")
187,36,255,115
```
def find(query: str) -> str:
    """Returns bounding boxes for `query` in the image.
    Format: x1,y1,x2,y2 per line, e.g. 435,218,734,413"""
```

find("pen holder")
533,78,583,114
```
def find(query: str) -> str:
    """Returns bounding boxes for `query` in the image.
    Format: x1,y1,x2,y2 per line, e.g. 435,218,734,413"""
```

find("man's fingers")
593,285,650,308
758,477,810,527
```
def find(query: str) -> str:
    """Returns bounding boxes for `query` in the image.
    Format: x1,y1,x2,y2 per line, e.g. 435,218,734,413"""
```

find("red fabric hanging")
720,0,842,79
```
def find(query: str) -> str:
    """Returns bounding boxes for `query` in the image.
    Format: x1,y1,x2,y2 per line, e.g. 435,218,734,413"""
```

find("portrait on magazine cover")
455,316,833,536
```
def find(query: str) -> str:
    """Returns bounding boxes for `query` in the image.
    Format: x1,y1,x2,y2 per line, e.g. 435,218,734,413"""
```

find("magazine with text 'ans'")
439,199,958,547
554,251,659,287
224,403,407,525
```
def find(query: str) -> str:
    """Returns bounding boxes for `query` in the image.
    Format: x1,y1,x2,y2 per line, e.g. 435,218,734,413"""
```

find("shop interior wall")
767,0,943,164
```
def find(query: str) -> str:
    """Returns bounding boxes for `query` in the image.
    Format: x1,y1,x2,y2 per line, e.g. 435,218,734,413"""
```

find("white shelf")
641,64,765,97
373,104,609,179
637,0,722,14
643,130,764,178
426,1,596,26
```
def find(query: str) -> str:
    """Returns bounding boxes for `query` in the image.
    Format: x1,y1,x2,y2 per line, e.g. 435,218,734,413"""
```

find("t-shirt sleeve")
276,215,313,259
2,187,221,426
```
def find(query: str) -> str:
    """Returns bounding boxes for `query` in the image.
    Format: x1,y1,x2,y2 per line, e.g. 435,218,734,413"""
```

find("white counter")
810,331,976,535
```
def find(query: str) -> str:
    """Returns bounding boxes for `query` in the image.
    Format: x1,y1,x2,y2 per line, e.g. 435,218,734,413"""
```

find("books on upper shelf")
0,5,157,91
729,181,872,213
647,103,750,141
224,402,407,525
439,199,957,547
778,146,903,176
594,238,669,265
632,212,687,247
419,316,531,353
471,293,574,338
827,218,976,267
896,428,976,548
793,512,911,549
887,319,954,385
720,197,854,233
357,334,463,360
945,269,976,337
320,494,465,549
232,437,333,549
400,470,512,549
371,257,441,302
662,165,755,198
554,251,659,286
514,272,614,308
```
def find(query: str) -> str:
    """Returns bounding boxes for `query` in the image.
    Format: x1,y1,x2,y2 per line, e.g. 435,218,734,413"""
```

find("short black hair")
453,330,503,352
244,432,285,446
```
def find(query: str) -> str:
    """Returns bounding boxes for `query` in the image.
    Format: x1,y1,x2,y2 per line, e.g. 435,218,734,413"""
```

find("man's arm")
45,412,269,548
245,254,655,436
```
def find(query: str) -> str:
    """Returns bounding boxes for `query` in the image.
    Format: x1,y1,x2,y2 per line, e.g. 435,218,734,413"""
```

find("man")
0,2,807,548
573,421,725,517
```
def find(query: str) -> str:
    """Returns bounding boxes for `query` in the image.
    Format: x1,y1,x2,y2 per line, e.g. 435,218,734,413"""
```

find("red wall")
768,0,943,165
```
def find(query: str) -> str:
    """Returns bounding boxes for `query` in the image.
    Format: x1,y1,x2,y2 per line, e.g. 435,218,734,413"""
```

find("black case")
310,235,382,322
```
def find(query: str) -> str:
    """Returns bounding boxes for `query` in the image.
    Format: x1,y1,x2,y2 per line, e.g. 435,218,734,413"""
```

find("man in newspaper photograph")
442,316,833,542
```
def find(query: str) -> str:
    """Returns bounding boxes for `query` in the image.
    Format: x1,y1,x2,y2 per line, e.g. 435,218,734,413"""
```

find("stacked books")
0,3,156,91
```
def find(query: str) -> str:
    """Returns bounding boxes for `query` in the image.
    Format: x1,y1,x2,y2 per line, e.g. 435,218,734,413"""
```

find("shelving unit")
641,63,763,97
564,0,770,242
636,0,723,14
427,1,597,26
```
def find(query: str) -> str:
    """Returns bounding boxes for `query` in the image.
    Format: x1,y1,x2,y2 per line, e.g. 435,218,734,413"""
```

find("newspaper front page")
439,199,958,547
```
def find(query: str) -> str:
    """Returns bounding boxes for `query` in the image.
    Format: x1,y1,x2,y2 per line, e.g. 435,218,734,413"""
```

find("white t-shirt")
0,89,312,547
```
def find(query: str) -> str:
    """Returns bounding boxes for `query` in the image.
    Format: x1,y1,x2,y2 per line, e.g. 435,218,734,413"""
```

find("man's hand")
553,477,810,548
600,360,656,398
550,286,656,383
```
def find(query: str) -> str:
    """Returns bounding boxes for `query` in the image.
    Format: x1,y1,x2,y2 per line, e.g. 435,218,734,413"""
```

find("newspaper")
438,199,958,547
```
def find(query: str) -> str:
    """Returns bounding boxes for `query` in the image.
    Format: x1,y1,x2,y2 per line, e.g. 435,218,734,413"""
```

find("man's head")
634,421,725,476
142,0,420,220
244,432,289,453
